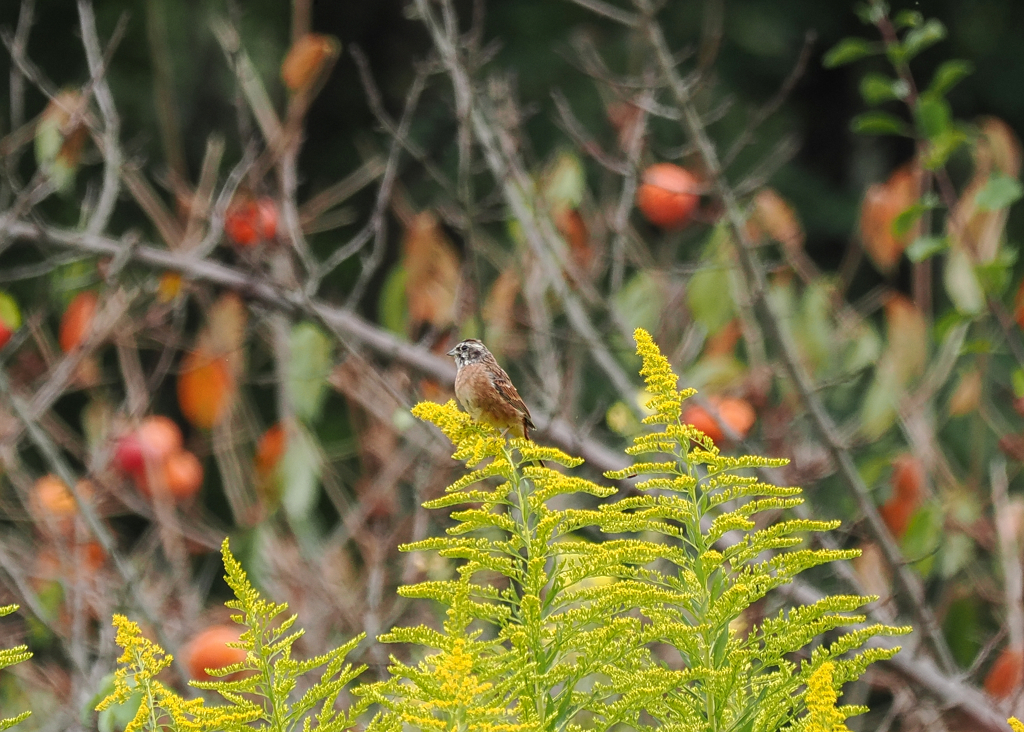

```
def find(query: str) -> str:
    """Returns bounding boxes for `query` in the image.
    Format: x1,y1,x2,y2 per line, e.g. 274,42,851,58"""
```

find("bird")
447,339,536,440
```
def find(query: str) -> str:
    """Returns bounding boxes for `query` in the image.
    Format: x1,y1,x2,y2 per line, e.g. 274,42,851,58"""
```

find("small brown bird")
448,339,536,439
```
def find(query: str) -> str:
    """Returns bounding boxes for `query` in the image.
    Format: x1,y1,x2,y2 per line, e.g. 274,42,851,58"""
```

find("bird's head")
447,339,489,369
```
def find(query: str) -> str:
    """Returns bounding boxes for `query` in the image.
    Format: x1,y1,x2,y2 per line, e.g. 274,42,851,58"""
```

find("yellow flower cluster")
801,663,850,732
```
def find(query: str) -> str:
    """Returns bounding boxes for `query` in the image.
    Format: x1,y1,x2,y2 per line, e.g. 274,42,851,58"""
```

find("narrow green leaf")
823,37,880,68
859,73,909,105
903,18,946,60
905,235,947,262
975,173,1024,211
280,424,322,521
850,111,909,136
893,10,923,28
928,59,973,96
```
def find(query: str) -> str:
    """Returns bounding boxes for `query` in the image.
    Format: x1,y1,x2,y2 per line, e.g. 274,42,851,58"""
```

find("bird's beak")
446,347,457,357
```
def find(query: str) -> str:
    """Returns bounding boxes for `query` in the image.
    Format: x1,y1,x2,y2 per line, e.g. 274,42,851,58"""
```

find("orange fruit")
281,33,340,91
177,350,235,430
30,476,93,537
636,163,701,229
59,290,98,352
985,647,1024,699
182,625,246,681
224,196,278,247
162,450,203,501
255,423,286,477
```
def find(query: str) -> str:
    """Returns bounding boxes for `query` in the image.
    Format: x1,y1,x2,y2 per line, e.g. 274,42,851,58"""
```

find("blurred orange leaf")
177,350,235,430
949,117,1022,263
860,162,920,274
403,211,461,336
747,188,804,252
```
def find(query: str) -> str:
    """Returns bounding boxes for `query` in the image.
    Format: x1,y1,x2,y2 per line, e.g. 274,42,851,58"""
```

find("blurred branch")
4,220,630,474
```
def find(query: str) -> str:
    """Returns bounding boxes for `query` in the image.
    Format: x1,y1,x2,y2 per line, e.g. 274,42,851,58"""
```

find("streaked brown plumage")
447,339,536,439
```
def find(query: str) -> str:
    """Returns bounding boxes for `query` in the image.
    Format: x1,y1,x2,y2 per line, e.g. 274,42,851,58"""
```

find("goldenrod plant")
369,328,906,732
96,540,366,732
602,329,908,732
0,605,31,731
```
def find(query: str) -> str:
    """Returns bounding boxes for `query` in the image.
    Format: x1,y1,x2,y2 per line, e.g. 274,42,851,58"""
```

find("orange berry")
182,625,246,681
636,163,701,229
281,33,340,91
255,423,286,477
224,196,278,247
985,647,1024,699
177,350,235,430
30,476,93,537
162,450,203,501
59,290,98,352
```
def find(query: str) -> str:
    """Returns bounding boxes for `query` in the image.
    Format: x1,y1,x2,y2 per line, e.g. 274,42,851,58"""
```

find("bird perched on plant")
447,339,536,440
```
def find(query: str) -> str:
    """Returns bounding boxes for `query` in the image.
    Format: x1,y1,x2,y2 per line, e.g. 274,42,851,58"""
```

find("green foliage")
96,540,366,732
371,329,905,732
0,605,31,730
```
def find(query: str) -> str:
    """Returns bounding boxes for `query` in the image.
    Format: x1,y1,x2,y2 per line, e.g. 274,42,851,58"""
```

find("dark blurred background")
3,0,1022,305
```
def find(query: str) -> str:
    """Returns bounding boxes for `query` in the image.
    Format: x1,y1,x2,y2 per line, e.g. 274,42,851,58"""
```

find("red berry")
636,163,701,229
114,434,145,476
225,196,278,247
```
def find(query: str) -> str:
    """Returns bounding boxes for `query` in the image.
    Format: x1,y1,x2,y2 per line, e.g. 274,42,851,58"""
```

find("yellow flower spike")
802,662,851,732
1009,718,1024,732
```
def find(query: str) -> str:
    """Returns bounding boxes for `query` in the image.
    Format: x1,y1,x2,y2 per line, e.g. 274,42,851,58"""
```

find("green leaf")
280,424,322,522
688,265,735,333
892,192,939,238
975,173,1024,211
540,150,586,209
906,235,947,262
1012,368,1024,398
287,321,334,423
975,248,1017,296
928,59,973,96
823,37,880,68
901,501,942,578
923,126,970,170
915,93,951,140
850,111,909,136
893,10,923,28
0,291,21,332
902,18,946,60
943,246,985,315
854,1,889,25
859,73,910,105
938,532,974,579
378,265,409,336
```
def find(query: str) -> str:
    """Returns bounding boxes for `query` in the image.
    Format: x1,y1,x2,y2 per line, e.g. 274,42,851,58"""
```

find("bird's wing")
491,369,535,428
